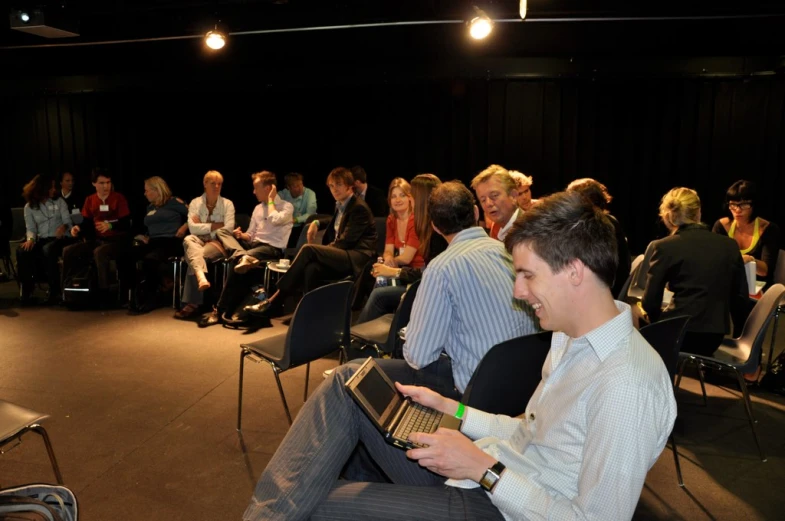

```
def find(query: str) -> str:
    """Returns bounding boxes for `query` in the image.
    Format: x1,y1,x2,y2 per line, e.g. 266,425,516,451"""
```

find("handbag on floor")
760,350,785,396
0,484,77,521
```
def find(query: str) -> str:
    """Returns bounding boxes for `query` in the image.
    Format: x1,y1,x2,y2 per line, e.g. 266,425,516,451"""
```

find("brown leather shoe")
174,303,200,320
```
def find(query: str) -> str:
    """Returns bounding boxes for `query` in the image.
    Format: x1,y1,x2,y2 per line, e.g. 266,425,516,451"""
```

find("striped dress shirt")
403,226,539,392
448,302,677,521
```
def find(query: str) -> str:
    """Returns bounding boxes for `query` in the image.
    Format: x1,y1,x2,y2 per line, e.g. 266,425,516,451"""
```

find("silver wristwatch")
479,461,506,493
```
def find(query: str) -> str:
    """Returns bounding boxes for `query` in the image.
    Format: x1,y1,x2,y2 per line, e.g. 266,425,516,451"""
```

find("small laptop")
345,357,461,450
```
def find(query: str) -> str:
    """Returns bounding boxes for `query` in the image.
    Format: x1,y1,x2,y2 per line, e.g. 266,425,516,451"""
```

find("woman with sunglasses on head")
712,180,780,289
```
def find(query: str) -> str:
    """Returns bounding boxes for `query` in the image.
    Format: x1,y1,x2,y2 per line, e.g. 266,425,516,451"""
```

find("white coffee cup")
279,258,290,268
745,260,757,295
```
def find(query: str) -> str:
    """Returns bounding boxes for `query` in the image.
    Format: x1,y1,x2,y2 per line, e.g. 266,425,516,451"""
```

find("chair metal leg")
670,433,684,487
675,357,689,389
733,369,766,462
767,307,781,374
303,362,310,402
30,425,64,485
696,363,708,406
237,350,249,431
171,261,179,309
272,366,293,425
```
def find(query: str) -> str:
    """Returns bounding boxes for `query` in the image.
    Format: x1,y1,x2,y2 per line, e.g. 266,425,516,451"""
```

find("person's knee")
216,228,232,239
183,235,200,250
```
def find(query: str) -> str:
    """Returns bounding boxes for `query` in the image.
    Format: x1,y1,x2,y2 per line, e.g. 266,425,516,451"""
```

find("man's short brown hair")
252,171,277,187
505,191,618,289
470,164,517,194
327,167,354,187
284,172,303,187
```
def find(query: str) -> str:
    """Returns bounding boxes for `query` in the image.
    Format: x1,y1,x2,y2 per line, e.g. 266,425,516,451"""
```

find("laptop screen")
355,364,397,417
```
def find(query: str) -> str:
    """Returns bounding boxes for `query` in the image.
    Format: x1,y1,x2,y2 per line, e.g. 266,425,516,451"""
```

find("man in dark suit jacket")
246,166,377,315
350,165,388,217
641,221,748,356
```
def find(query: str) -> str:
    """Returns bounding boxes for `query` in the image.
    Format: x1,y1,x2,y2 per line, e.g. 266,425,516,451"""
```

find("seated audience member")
357,173,446,324
63,168,132,305
58,171,81,221
351,164,389,217
380,177,424,269
471,164,520,241
17,175,74,304
640,187,748,356
712,180,780,289
128,176,188,314
566,178,631,298
279,172,317,249
174,170,235,320
509,170,537,211
198,171,293,327
243,191,676,521
244,166,377,316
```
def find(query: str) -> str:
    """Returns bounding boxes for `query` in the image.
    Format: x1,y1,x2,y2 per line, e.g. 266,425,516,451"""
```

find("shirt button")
529,412,536,421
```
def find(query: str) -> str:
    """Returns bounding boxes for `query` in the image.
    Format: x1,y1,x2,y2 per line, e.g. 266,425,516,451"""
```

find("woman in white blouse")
17,174,74,304
174,170,236,319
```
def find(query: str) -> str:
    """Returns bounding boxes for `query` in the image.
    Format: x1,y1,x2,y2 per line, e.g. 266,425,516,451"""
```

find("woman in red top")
382,178,425,270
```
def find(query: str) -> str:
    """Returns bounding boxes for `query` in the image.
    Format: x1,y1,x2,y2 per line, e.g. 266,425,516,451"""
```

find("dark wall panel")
2,76,784,254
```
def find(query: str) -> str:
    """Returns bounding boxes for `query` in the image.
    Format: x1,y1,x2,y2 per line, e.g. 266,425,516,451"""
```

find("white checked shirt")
447,302,677,520
246,195,294,250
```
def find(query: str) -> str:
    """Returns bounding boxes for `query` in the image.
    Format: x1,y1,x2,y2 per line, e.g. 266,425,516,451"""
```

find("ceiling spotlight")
469,14,493,40
204,30,226,50
519,0,527,20
19,12,31,23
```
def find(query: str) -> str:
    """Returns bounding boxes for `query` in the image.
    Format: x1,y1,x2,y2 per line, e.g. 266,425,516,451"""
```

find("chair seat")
350,315,394,345
0,400,49,442
241,333,289,367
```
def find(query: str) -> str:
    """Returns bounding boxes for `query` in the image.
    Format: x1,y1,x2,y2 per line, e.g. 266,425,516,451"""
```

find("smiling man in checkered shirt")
245,190,676,521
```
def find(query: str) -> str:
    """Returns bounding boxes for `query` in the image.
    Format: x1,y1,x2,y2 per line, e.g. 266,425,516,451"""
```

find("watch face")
480,469,499,492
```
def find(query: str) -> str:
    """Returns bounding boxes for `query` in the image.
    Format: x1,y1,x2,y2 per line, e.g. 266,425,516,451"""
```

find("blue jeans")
356,285,407,324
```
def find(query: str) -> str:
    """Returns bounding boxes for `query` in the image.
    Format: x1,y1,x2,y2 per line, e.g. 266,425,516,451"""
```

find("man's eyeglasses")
728,201,752,211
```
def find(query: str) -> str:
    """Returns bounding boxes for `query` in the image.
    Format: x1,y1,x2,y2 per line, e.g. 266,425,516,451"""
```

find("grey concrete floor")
1,281,784,520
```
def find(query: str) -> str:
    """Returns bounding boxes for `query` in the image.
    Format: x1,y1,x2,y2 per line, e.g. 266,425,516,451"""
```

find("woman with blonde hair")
128,176,188,313
175,170,235,319
358,174,447,324
381,177,424,269
639,187,748,356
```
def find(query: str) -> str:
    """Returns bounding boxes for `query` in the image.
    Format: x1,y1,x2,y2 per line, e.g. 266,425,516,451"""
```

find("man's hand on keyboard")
395,382,459,417
406,429,496,482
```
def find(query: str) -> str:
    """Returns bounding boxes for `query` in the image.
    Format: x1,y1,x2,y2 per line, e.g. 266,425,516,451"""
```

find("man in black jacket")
350,165,388,217
246,166,377,315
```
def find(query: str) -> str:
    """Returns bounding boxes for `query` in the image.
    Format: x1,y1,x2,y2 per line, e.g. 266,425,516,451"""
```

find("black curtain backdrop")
2,76,784,254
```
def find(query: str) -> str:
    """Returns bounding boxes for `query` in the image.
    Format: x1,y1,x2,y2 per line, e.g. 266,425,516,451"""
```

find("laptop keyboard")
397,402,443,444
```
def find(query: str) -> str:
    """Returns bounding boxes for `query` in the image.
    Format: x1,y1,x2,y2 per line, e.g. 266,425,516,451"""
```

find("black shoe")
244,299,272,316
222,311,248,326
198,309,222,328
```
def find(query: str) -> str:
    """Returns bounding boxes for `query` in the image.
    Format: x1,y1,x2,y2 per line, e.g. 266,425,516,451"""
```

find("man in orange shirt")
471,165,520,242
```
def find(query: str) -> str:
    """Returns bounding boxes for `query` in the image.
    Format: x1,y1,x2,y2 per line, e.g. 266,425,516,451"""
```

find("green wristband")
455,402,465,420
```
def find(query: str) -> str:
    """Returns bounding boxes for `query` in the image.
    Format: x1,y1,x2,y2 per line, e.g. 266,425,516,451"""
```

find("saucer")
274,263,290,270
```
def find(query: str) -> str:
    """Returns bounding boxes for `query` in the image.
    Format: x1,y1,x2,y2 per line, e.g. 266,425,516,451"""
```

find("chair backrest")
639,315,691,379
773,250,785,286
617,253,644,300
10,207,25,242
374,216,387,256
285,280,354,369
382,279,422,355
735,284,785,367
462,331,552,417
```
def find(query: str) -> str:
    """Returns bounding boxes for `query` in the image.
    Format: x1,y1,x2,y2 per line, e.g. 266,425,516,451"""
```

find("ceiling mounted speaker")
9,8,79,38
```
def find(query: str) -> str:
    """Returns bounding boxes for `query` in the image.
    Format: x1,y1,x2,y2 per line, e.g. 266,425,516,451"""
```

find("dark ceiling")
2,1,785,83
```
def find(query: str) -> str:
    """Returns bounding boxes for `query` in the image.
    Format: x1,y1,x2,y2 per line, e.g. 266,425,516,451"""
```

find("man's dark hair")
350,165,367,184
60,171,73,182
91,167,111,183
327,167,354,188
505,191,618,289
429,181,477,236
724,179,759,220
284,172,303,186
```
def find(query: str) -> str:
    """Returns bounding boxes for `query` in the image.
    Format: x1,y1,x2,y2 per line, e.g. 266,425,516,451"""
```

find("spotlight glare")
20,12,31,23
469,17,493,40
205,30,226,50
519,0,527,20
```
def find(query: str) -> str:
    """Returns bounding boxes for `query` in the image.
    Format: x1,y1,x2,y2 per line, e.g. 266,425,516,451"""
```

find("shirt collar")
497,208,520,240
552,301,632,363
449,226,488,245
336,194,353,213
